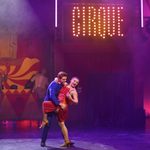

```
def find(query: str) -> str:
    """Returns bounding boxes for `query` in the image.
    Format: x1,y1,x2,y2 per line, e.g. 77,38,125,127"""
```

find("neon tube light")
141,0,144,28
55,0,58,27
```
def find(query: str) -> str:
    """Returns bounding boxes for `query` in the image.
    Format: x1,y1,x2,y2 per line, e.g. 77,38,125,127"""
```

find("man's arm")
48,81,66,109
49,83,60,106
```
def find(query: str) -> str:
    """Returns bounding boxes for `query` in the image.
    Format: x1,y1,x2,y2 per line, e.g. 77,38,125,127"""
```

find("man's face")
59,76,67,85
70,78,79,88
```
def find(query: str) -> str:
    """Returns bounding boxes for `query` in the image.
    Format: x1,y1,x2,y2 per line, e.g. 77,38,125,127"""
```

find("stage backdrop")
0,0,55,120
0,57,42,120
53,0,146,129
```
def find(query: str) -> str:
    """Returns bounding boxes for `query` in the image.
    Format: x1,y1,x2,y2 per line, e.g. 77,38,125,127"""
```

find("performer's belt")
42,101,57,113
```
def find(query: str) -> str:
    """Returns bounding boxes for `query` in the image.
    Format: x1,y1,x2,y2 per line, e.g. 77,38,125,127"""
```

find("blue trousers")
41,112,55,143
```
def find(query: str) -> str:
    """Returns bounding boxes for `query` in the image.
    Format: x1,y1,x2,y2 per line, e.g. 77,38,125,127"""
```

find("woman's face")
70,78,79,88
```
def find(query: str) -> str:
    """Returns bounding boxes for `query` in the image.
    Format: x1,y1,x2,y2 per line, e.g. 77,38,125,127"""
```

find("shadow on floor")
46,145,88,150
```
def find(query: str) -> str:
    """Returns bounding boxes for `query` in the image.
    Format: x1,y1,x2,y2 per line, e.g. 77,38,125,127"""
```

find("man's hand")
55,107,60,113
59,103,66,110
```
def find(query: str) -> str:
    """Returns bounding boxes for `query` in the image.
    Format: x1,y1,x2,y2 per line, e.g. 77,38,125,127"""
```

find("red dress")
57,86,70,122
42,86,70,122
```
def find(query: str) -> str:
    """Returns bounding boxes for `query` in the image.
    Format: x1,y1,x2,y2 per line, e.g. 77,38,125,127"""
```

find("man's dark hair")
57,71,68,79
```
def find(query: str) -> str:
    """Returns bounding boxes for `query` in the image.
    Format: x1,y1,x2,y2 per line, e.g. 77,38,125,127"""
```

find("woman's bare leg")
39,113,48,128
58,121,70,144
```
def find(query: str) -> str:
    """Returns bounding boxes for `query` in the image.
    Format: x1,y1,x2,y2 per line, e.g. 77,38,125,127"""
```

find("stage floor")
0,138,117,150
0,121,150,150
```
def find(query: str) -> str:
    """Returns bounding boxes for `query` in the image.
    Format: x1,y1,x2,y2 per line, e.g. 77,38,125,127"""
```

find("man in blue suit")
41,71,68,147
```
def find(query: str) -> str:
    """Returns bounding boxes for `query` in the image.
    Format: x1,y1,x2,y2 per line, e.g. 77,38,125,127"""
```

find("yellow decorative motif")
10,71,37,80
9,65,17,75
10,58,39,77
1,57,40,93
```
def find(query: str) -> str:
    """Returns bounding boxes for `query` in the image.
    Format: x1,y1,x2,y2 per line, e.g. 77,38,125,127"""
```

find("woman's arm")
67,90,78,104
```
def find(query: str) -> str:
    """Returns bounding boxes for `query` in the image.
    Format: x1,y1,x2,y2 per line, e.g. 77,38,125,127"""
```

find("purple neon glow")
141,0,144,28
55,0,57,27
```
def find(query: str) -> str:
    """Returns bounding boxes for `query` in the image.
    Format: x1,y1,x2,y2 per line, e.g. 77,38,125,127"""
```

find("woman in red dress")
41,77,79,147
